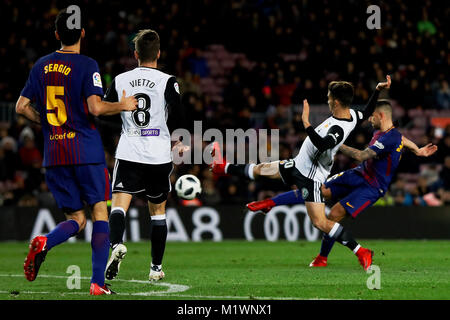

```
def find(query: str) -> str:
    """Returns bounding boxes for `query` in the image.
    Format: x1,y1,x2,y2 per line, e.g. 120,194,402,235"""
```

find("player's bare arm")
359,75,391,121
87,90,137,116
339,145,377,162
301,99,311,128
171,140,190,157
376,75,391,91
302,99,345,152
15,96,40,124
402,136,438,157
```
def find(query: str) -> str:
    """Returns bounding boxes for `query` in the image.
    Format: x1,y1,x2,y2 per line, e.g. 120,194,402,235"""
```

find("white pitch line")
0,290,328,300
0,274,189,296
0,274,339,300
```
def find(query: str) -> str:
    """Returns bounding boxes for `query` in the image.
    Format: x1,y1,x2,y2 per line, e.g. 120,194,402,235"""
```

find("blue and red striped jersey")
20,50,105,167
355,127,403,192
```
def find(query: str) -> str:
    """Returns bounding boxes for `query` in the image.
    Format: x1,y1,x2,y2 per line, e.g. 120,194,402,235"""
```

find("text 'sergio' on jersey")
20,50,105,167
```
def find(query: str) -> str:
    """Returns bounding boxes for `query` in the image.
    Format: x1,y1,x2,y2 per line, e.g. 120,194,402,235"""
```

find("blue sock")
319,234,336,257
45,220,79,250
91,221,110,286
272,190,304,206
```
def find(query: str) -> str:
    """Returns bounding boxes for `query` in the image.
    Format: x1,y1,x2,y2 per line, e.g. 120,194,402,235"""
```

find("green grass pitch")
1,240,449,300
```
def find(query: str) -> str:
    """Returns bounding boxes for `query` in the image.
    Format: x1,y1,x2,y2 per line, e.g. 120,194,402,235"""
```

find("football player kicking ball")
211,78,391,270
103,30,187,282
17,9,137,295
247,100,437,268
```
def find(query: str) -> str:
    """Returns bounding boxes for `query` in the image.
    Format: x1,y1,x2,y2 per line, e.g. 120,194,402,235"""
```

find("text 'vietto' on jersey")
104,66,182,165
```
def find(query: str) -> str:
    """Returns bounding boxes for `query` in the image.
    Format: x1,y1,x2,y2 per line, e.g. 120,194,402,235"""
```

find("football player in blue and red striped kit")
16,8,137,295
247,100,437,269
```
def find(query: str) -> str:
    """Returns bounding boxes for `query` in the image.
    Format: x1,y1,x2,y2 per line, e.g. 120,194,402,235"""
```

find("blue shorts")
45,163,112,212
324,169,382,218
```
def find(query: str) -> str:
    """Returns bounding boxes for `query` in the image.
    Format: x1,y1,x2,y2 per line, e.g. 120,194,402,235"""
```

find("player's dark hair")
55,8,82,46
133,29,160,63
375,99,393,118
328,81,354,107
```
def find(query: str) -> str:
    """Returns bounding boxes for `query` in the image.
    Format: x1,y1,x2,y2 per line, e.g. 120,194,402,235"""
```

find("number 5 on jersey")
46,86,67,126
132,93,151,127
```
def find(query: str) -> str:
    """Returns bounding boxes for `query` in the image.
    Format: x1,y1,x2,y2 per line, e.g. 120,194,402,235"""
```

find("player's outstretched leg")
246,198,276,213
209,143,256,179
209,142,227,176
209,141,280,181
106,207,128,280
247,189,305,213
24,216,81,281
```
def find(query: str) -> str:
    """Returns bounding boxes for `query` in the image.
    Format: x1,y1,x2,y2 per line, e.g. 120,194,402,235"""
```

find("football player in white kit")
211,78,391,269
103,30,186,281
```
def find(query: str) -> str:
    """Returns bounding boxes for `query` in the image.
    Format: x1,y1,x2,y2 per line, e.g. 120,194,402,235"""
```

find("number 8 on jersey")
133,93,151,127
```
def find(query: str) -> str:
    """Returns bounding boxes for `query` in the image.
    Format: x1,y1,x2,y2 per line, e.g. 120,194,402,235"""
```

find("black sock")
150,217,168,266
226,164,254,179
328,223,359,253
109,208,126,247
319,234,336,257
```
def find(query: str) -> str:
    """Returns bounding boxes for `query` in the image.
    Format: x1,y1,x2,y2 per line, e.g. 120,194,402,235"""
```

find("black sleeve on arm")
306,125,345,152
165,76,185,135
103,78,119,102
360,89,380,122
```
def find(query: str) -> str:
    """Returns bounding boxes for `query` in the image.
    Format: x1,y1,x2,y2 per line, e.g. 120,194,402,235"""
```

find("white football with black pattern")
175,174,202,200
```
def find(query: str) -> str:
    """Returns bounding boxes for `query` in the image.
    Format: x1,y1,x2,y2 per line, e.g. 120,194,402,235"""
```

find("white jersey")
105,67,180,164
294,109,363,183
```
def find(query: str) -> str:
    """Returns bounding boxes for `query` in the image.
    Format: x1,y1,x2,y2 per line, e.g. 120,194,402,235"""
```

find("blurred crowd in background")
0,0,449,208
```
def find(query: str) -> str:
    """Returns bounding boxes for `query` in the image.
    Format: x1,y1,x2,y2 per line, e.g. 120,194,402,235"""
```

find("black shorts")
112,159,173,204
278,159,324,203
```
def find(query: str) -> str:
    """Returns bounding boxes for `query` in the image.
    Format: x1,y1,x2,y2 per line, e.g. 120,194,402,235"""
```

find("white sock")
151,263,162,270
111,207,126,216
247,163,256,180
328,222,342,239
353,244,361,254
151,214,166,221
